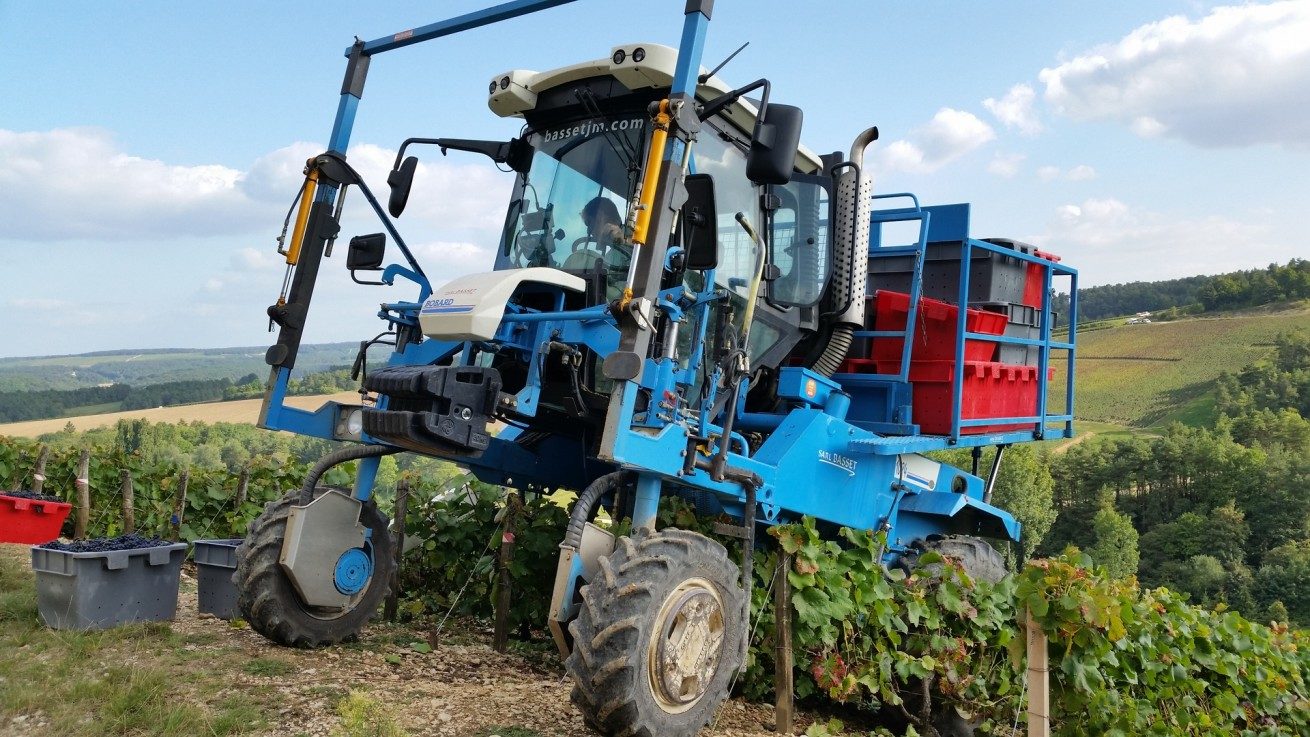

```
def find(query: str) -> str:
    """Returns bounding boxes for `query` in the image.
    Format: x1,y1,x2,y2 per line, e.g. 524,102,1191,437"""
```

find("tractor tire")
566,528,747,737
901,535,1007,737
233,488,393,648
900,534,1006,584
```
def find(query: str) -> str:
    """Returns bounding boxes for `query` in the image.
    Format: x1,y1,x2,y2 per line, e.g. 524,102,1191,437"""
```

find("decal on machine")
897,454,941,491
818,449,857,477
421,297,474,314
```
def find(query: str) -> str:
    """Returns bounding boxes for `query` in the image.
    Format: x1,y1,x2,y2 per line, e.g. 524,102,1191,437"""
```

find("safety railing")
840,197,1078,445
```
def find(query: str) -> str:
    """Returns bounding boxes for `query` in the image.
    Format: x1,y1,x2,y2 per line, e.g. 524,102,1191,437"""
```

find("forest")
1053,257,1310,321
1039,332,1310,625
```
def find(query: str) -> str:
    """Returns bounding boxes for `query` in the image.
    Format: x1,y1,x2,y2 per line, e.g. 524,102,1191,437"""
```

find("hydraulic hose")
563,471,626,549
298,444,400,505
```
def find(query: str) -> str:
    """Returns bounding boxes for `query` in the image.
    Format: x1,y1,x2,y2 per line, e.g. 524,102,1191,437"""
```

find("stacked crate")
835,238,1061,435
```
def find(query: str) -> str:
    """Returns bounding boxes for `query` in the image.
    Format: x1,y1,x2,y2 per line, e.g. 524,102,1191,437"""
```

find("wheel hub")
333,547,373,595
648,578,726,713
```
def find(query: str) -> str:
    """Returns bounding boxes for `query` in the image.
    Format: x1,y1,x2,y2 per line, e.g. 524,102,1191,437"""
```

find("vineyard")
2,434,1307,735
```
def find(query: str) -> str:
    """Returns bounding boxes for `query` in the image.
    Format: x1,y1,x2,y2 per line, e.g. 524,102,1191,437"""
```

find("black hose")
298,444,400,505
563,472,625,549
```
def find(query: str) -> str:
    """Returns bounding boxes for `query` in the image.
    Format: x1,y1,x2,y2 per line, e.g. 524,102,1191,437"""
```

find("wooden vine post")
492,490,521,653
31,444,50,494
74,448,90,539
170,468,190,541
120,469,135,534
774,553,795,734
234,465,250,509
1026,607,1051,737
384,478,411,623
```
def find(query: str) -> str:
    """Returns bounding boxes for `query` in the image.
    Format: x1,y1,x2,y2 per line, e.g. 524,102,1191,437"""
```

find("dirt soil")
180,572,813,737
4,542,817,737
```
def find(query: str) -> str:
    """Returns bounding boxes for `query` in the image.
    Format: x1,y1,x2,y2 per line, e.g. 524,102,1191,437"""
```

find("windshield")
497,116,646,289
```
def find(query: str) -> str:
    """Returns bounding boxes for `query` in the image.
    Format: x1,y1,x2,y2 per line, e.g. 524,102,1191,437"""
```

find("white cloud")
1066,164,1097,181
876,108,996,174
0,128,259,241
1036,164,1097,182
0,129,515,245
987,152,1026,178
983,83,1043,135
1035,197,1288,284
1039,1,1310,147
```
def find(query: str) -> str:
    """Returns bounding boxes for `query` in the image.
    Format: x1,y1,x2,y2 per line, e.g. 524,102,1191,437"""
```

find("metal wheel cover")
647,577,726,713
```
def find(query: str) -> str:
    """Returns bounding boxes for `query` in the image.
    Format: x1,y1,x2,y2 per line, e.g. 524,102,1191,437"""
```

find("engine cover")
363,365,502,456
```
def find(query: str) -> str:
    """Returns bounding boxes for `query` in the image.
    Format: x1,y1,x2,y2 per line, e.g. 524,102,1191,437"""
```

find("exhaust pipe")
812,127,878,376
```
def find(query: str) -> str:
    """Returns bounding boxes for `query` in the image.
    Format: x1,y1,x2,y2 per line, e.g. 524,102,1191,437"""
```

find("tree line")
0,368,360,423
1052,258,1310,321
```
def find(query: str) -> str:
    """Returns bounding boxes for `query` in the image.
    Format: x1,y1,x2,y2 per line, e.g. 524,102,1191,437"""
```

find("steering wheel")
571,235,596,252
513,232,552,267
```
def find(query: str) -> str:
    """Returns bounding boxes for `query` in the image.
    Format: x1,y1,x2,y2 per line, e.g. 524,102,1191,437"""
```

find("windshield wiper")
574,87,637,169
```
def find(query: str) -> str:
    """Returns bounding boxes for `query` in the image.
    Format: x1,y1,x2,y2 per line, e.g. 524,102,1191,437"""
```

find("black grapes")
40,534,170,553
3,490,63,504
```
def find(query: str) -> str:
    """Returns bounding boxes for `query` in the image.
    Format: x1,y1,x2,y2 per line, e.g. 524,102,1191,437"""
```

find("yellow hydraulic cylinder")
632,100,670,248
622,100,671,308
285,167,319,266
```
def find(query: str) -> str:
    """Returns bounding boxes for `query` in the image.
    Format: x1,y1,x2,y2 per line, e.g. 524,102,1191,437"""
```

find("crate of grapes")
31,535,188,630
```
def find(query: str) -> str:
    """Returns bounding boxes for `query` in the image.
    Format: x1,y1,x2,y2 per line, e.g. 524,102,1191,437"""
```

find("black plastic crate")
867,241,1028,305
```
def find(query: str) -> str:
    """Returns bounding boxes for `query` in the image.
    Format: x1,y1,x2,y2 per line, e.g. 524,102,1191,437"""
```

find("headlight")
334,405,365,441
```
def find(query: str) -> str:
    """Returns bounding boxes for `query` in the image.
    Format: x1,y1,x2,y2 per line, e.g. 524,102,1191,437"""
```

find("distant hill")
0,342,358,392
1054,302,1310,429
1056,258,1309,321
0,391,363,438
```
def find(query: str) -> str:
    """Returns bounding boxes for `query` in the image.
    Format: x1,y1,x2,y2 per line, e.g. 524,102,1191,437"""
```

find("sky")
1,0,1307,359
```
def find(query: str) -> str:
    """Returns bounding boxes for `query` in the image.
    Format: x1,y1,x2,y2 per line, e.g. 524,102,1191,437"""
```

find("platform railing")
847,198,1079,446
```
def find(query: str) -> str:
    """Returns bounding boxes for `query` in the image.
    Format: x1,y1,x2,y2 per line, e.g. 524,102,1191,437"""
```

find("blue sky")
2,1,1307,358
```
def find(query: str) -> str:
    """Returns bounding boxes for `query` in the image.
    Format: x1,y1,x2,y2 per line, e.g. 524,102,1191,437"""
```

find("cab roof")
486,43,823,175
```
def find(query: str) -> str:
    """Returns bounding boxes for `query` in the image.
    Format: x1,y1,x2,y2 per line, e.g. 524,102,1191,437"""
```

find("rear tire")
901,535,1007,737
566,528,746,737
233,488,393,648
900,534,1006,584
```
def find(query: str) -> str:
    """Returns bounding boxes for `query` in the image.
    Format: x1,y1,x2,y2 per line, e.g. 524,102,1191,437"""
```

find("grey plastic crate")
868,240,1029,305
31,542,187,630
193,538,242,619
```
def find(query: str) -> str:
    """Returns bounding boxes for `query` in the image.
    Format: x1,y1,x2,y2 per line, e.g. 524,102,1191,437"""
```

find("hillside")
0,343,358,392
0,391,363,438
1054,302,1310,429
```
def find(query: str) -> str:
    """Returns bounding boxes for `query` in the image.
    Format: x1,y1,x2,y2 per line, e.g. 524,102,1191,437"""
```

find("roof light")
632,47,646,63
612,49,626,65
488,80,497,94
500,76,511,90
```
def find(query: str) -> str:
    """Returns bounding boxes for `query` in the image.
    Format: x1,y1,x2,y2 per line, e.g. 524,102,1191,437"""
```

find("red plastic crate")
874,360,1054,435
1022,250,1061,308
870,290,1007,369
0,493,72,544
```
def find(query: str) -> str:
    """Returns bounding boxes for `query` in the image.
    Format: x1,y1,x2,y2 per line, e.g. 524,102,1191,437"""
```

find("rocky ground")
1,543,820,737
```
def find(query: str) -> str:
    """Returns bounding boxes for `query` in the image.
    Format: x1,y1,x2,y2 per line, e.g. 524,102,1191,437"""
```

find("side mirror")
347,233,387,271
387,157,418,217
681,174,718,270
746,103,803,185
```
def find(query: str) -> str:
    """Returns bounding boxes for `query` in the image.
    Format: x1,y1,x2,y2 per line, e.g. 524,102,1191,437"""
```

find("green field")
0,343,358,392
1056,302,1310,429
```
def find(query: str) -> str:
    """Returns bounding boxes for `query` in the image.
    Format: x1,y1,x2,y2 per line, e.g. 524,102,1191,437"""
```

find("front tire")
566,528,746,737
233,489,393,647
